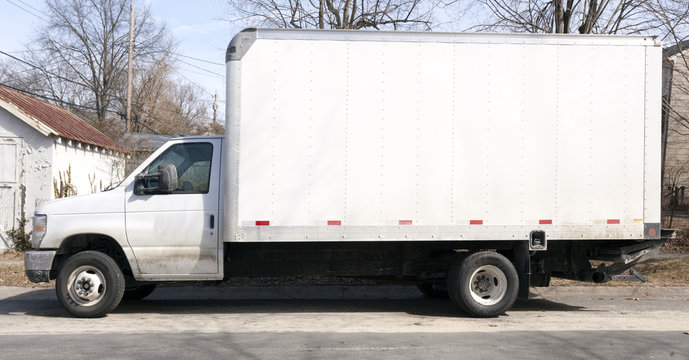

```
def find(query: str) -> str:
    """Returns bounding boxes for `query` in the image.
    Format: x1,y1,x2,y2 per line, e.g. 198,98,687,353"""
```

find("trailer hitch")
610,268,648,283
586,241,662,283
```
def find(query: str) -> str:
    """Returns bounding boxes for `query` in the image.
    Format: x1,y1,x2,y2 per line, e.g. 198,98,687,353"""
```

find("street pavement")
0,285,688,359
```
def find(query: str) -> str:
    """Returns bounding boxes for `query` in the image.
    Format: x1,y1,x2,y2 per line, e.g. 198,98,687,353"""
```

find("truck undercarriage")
223,238,668,288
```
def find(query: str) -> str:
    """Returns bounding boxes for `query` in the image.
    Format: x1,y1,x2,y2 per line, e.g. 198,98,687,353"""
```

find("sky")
0,0,243,117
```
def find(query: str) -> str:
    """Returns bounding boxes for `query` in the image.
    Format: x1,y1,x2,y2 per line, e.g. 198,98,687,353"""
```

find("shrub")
5,218,32,252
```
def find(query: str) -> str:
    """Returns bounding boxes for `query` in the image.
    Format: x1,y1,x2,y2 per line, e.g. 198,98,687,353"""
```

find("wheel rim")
468,265,508,306
66,265,106,307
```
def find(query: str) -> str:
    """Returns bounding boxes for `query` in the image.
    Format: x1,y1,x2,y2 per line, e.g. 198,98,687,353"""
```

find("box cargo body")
24,29,667,318
225,29,662,243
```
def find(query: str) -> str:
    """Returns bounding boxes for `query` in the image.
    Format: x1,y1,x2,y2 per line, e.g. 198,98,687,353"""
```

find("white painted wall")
51,141,124,197
0,107,125,251
0,107,53,250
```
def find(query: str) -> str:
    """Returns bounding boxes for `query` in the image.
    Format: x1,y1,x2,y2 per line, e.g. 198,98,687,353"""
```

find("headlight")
32,215,47,248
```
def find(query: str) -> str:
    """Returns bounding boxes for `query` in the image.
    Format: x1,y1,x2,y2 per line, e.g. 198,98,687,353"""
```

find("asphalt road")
1,285,688,359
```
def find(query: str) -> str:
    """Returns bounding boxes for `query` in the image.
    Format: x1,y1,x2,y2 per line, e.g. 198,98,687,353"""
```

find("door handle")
210,215,215,229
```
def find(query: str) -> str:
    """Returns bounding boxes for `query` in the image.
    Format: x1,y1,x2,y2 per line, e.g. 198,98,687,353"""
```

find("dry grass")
551,258,689,287
661,231,689,254
0,250,23,261
635,258,689,285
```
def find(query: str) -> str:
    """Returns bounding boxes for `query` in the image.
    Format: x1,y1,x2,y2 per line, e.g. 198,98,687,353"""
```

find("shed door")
0,137,24,248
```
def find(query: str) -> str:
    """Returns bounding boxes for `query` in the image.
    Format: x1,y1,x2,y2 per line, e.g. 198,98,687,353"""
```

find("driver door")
125,139,222,279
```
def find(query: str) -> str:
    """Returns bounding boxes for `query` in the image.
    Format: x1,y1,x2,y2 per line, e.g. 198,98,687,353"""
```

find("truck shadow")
0,286,585,318
112,298,584,318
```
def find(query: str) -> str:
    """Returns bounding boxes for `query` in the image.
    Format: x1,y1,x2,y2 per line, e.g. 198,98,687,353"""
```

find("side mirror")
158,163,178,192
134,162,178,195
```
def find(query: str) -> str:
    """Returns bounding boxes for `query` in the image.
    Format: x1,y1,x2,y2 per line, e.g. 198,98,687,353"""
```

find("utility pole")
212,92,218,124
126,1,134,133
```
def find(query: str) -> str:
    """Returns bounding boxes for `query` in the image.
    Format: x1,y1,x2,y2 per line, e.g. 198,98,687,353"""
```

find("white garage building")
0,85,128,251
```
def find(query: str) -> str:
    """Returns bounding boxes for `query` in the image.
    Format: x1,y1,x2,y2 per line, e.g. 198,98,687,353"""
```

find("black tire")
417,282,449,299
123,283,157,300
446,258,465,311
55,251,125,318
447,251,519,318
446,252,468,308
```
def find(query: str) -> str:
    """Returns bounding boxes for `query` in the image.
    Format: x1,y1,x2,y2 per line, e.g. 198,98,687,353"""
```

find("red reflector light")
399,220,412,225
539,220,552,225
607,219,620,224
469,220,483,225
649,228,657,237
327,220,341,226
255,221,270,226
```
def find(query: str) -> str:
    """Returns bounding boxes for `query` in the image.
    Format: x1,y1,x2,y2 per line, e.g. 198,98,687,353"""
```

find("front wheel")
56,251,125,318
447,251,518,317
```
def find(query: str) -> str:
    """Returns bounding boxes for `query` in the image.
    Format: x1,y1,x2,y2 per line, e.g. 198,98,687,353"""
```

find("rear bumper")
24,251,56,283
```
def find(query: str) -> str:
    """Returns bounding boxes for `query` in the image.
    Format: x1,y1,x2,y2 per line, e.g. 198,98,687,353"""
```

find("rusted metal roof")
0,85,129,154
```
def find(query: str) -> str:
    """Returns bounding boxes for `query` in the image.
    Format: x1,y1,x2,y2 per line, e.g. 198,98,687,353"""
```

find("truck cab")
26,136,224,317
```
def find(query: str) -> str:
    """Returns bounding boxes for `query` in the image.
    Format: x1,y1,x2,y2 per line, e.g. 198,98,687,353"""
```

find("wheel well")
51,234,132,280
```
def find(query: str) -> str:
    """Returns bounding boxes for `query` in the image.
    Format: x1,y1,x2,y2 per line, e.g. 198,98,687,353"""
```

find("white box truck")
25,29,668,318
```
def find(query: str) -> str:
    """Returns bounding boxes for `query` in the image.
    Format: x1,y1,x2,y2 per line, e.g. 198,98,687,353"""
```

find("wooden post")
126,1,134,132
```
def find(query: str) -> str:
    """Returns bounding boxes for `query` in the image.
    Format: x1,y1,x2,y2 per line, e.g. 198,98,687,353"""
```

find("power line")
173,69,215,97
130,113,163,134
15,0,48,17
0,50,90,89
0,82,116,114
2,48,224,102
174,57,224,78
174,65,224,79
1,50,220,128
2,46,225,104
170,51,224,67
1,49,34,55
1,49,218,115
0,2,224,119
172,69,225,105
4,0,47,21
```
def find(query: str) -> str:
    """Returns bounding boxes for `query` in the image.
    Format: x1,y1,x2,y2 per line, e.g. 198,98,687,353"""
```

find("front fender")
40,213,141,279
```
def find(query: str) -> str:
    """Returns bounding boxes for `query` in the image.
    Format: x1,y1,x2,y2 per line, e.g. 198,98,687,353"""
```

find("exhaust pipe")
591,271,608,283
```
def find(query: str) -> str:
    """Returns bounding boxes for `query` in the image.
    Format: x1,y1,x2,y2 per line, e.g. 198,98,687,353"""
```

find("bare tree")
226,0,456,30
2,0,220,141
663,159,689,226
469,0,688,36
137,81,213,135
5,0,173,138
115,53,215,135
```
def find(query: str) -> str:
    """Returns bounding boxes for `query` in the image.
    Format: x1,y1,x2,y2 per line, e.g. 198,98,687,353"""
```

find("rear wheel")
56,251,125,318
447,251,518,317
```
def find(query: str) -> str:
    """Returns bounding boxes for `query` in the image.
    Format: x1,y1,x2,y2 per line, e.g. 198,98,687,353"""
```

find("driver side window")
146,142,213,194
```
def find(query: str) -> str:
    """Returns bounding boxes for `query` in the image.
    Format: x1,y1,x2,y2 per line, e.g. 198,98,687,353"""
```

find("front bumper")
24,251,57,283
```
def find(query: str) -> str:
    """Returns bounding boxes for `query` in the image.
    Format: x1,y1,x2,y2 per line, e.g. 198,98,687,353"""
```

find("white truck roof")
227,28,660,61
